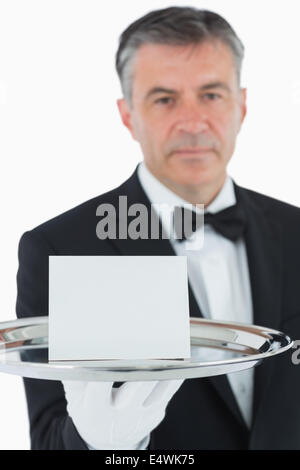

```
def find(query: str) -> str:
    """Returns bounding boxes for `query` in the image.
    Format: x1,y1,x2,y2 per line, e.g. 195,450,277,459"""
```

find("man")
16,7,300,450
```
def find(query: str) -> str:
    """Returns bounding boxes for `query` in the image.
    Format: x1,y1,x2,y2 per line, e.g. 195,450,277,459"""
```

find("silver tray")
0,316,293,381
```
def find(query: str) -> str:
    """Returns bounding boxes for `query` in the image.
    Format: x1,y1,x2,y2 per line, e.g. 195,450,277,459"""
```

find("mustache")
166,133,219,154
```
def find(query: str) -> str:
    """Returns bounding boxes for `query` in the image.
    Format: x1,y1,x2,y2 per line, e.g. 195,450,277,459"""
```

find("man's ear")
240,87,247,124
237,87,247,132
116,98,137,141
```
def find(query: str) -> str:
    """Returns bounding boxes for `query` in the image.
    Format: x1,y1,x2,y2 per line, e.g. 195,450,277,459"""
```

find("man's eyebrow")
199,81,231,93
145,87,177,100
144,82,231,101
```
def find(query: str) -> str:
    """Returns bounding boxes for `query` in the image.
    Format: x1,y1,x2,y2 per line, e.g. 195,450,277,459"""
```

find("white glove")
62,378,184,450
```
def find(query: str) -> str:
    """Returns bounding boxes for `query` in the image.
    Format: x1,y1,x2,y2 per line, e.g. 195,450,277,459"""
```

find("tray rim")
0,315,294,372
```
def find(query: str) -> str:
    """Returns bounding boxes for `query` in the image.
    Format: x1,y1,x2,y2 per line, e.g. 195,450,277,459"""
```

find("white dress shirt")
137,161,254,431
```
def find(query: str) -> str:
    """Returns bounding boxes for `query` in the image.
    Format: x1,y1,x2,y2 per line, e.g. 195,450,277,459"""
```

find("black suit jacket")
16,165,300,449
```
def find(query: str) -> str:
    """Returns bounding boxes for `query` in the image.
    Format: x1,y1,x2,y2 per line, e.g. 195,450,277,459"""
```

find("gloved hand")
62,378,184,450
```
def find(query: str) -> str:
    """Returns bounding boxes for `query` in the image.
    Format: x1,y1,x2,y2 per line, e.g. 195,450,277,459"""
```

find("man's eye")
155,97,173,105
203,93,221,101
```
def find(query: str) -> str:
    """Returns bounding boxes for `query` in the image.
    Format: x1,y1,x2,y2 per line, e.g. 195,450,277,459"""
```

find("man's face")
117,40,247,188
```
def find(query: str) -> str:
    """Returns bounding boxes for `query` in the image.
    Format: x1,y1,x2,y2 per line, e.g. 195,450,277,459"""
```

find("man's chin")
167,164,218,187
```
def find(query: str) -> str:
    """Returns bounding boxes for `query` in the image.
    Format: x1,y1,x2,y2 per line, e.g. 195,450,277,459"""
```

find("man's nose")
175,119,209,134
174,106,209,134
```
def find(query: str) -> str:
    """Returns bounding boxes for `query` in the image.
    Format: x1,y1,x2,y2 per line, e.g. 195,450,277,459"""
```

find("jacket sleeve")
16,229,89,450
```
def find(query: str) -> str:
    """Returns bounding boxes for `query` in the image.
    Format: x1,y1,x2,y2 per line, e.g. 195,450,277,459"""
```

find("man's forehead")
134,40,235,69
132,41,237,94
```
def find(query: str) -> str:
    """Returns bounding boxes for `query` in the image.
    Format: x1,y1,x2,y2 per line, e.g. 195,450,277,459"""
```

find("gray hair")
115,7,245,107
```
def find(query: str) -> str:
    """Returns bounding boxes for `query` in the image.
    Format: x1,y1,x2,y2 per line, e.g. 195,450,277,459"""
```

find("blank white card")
48,256,191,362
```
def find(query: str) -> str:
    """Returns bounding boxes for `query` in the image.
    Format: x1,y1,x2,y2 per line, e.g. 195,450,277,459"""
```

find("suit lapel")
233,182,283,430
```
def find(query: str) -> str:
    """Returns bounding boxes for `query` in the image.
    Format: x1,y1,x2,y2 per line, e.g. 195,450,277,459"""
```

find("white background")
0,0,299,449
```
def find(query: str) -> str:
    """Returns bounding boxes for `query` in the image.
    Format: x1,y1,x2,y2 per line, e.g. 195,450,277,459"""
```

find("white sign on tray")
48,256,191,363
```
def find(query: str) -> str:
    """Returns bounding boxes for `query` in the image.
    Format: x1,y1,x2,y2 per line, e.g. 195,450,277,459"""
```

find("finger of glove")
84,381,115,406
143,379,185,408
62,380,114,404
62,380,86,397
112,380,159,408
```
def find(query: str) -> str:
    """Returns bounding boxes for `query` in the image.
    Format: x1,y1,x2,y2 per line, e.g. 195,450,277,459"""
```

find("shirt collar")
137,161,236,214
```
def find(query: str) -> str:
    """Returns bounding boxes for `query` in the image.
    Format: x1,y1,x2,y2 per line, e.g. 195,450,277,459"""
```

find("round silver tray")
0,316,293,381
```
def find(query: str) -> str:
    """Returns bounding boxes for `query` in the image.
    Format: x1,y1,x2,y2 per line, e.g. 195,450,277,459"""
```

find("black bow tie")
173,202,247,242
